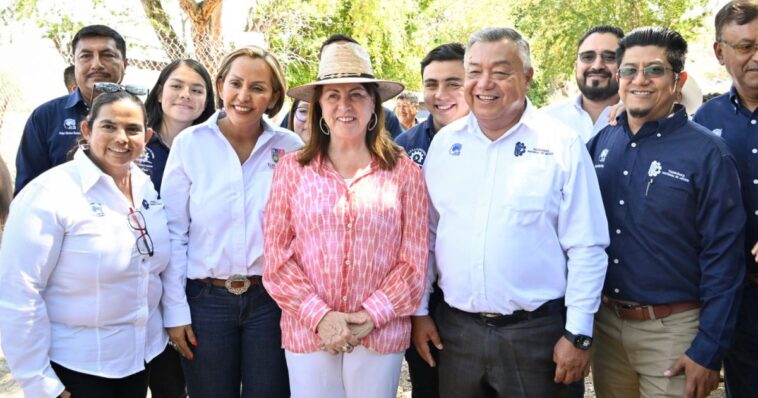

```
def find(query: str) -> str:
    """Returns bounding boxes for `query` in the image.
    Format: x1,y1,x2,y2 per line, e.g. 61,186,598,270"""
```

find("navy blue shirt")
15,89,89,194
587,106,745,369
694,87,758,274
394,116,435,166
136,132,170,193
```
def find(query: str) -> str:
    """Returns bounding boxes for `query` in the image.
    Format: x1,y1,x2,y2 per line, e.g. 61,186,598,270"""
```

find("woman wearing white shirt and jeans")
0,89,170,397
161,46,302,397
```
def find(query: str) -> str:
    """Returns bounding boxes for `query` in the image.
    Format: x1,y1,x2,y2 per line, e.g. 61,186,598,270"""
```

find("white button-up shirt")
541,94,612,143
0,151,170,397
422,102,609,336
161,111,303,327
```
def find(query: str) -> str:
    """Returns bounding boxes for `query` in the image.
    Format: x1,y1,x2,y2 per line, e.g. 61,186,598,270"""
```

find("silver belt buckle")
224,274,251,295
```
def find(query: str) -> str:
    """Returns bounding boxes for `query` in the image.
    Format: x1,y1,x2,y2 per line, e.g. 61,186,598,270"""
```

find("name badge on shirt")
90,202,105,217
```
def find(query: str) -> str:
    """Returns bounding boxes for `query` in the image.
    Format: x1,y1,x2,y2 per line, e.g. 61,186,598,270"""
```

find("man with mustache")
14,25,128,194
692,2,758,397
544,26,624,143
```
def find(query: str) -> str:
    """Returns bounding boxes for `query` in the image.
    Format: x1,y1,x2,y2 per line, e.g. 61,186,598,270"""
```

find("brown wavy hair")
297,83,401,170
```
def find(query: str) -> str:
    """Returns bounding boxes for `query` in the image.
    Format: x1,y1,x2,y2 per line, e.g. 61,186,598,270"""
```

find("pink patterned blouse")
263,152,428,354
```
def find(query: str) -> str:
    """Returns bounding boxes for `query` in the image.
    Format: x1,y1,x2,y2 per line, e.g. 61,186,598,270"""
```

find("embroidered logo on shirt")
142,199,150,210
64,118,77,130
449,143,462,156
90,202,105,217
271,148,285,163
648,160,662,178
711,128,722,137
134,147,155,174
599,149,609,162
661,168,690,183
514,142,526,157
407,148,427,166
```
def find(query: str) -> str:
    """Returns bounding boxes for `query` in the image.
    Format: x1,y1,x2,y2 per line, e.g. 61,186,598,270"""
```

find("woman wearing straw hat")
263,41,429,398
161,46,302,397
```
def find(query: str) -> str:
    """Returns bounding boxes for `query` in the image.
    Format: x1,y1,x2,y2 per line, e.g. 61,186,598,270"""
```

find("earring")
367,112,378,132
319,117,331,136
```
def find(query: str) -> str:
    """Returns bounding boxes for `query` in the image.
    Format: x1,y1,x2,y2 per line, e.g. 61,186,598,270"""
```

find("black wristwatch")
563,329,593,350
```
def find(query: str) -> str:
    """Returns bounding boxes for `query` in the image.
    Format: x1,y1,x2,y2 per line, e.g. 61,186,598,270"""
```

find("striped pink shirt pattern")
263,152,428,353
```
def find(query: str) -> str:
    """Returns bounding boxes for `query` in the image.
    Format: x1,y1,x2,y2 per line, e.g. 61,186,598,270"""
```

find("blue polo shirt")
394,116,435,166
587,105,745,369
694,87,758,275
136,132,170,193
15,89,89,195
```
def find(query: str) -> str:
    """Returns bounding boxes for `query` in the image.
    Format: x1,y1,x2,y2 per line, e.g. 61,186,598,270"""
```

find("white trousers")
285,346,404,398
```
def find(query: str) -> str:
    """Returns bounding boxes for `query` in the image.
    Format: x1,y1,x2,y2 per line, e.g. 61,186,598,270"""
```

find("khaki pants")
592,304,699,398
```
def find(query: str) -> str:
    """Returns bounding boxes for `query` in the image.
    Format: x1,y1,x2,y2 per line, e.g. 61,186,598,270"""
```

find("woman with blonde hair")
264,41,428,398
161,46,302,397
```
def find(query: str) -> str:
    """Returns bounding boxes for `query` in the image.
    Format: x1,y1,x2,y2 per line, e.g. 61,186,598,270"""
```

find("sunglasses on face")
617,65,674,80
720,40,758,56
578,50,617,64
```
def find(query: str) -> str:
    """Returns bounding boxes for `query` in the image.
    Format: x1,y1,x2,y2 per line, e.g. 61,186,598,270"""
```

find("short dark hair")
72,25,126,59
715,0,758,41
397,92,419,106
319,34,360,57
144,59,216,132
63,65,75,89
617,26,688,74
420,43,465,77
577,25,625,48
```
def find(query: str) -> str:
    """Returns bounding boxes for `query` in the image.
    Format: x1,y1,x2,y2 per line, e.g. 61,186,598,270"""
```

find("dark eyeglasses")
617,65,674,80
719,40,758,56
90,82,149,108
578,50,617,64
128,208,154,257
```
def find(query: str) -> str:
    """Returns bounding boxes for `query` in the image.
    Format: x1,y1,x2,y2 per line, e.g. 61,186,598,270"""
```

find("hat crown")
317,42,375,80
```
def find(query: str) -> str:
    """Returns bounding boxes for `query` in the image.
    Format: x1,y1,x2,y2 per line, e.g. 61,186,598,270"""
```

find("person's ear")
145,127,154,143
80,119,91,141
714,41,725,66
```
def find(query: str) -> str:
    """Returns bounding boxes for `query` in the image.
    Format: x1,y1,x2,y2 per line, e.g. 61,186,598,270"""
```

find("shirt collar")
65,88,87,110
74,150,150,197
619,103,688,139
422,116,436,138
467,98,535,140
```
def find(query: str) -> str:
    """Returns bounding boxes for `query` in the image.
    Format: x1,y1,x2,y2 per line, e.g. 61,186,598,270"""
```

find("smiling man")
421,27,609,397
15,25,127,194
691,2,758,397
587,26,745,398
543,26,624,143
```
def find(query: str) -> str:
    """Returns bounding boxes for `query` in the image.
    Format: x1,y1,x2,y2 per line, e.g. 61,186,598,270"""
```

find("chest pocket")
640,174,694,226
503,162,555,226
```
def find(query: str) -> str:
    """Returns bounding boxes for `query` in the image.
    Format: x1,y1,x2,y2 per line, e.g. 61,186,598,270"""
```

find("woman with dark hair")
286,99,311,142
263,41,428,398
0,89,171,397
161,46,302,397
140,59,215,192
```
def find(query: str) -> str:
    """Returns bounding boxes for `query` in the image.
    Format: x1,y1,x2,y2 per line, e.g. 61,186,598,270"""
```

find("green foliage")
511,0,708,105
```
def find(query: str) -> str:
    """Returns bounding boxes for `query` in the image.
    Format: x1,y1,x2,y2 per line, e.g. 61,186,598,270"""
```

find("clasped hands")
316,310,375,354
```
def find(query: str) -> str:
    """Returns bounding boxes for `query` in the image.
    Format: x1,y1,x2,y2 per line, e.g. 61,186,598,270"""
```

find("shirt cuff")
298,292,332,332
162,302,192,328
565,306,595,337
24,369,65,398
686,332,723,370
362,290,396,328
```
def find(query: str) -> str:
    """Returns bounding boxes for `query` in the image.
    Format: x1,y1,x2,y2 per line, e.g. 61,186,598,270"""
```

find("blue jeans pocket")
185,279,210,301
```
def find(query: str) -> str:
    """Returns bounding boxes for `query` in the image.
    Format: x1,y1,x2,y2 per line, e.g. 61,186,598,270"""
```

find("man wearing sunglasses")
587,26,745,398
692,2,758,397
543,26,624,143
14,25,128,194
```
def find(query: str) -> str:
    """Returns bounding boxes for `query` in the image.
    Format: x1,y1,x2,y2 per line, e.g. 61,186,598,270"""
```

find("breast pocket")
503,166,554,225
641,176,694,225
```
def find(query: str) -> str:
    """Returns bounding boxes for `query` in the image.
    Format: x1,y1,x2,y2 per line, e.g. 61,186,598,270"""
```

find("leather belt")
602,295,699,321
449,298,564,327
197,275,262,295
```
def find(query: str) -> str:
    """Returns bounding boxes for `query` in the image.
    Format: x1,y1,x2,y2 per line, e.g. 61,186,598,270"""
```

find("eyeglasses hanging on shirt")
89,82,149,110
128,207,154,257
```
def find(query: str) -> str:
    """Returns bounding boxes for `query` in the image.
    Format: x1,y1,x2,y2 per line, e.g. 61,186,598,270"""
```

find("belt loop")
646,305,656,321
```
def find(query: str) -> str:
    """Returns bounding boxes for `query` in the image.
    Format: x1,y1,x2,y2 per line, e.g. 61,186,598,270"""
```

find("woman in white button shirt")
0,89,170,398
161,46,302,397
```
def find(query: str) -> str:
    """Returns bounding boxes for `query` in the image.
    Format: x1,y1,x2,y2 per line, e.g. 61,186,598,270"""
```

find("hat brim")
287,77,405,103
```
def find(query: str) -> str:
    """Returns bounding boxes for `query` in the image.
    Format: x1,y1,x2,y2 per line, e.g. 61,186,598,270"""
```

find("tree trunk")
139,0,186,59
178,0,224,75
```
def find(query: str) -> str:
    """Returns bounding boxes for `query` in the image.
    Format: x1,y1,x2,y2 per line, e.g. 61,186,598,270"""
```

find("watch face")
580,338,591,349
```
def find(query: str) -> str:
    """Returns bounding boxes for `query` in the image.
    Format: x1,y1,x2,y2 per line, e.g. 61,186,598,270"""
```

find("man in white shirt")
542,26,624,143
418,27,610,397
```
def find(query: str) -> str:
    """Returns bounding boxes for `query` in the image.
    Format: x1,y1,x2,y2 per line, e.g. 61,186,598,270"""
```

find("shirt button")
345,259,351,266
753,148,758,154
755,210,758,216
623,170,629,176
347,223,352,229
619,200,625,205
614,288,620,293
631,143,637,148
752,120,756,125
342,296,348,302
615,229,621,235
754,179,758,185
656,133,661,138
613,258,619,264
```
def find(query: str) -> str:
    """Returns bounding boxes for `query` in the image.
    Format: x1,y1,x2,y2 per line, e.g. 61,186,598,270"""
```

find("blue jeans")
181,279,289,398
724,283,758,398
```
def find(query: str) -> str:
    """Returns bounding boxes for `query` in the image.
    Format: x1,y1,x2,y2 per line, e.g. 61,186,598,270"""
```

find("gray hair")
466,27,532,72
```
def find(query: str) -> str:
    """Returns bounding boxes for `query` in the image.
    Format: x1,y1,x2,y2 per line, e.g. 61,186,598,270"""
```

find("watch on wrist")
563,329,593,350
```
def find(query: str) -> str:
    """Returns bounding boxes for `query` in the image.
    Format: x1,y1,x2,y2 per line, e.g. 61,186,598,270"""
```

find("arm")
0,185,65,397
14,109,52,195
361,163,429,328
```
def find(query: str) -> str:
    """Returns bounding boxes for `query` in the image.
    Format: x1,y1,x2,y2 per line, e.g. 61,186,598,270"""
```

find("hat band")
317,72,376,81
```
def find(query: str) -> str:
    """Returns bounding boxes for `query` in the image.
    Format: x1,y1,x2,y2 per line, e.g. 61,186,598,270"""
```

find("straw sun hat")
287,42,405,103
